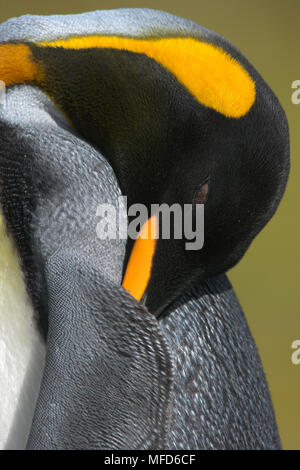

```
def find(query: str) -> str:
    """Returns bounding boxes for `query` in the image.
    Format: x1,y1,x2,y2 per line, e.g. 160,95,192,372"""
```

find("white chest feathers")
0,213,46,449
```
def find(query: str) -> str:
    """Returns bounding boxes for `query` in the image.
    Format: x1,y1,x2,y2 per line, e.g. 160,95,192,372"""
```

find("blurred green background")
1,0,299,450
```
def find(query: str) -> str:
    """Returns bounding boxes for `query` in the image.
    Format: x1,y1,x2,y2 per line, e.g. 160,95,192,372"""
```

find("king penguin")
0,9,289,450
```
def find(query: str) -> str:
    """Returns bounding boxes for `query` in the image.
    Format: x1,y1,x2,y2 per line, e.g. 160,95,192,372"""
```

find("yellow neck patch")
122,215,158,301
0,35,255,118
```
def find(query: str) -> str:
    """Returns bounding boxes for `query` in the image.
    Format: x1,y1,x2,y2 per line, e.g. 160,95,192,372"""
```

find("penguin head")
141,96,289,315
0,10,290,318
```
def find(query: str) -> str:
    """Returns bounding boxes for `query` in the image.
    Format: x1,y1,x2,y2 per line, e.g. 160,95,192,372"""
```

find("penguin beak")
122,215,158,303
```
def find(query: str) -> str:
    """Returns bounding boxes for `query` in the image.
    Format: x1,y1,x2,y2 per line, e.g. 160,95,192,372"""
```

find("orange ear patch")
0,43,42,86
38,35,256,118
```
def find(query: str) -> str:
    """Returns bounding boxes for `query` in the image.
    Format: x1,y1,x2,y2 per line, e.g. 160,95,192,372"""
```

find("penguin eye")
193,180,209,206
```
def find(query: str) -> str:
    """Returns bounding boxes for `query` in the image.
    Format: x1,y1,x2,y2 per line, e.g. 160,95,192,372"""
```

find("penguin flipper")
27,248,173,450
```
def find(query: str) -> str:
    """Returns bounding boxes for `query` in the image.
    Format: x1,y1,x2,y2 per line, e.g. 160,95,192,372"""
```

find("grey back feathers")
0,8,214,43
161,277,280,449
